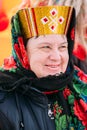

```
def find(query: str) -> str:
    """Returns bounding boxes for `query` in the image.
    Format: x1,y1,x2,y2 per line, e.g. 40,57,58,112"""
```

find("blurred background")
0,0,21,66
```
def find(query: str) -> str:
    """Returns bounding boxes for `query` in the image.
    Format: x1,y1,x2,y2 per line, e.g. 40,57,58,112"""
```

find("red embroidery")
63,87,71,99
14,37,30,69
53,102,62,116
78,71,87,83
3,56,17,70
43,90,58,95
74,99,87,128
74,66,87,83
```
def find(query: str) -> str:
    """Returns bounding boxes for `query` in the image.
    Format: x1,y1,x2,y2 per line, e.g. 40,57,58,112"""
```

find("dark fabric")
0,86,56,130
73,55,87,74
0,110,15,130
0,62,74,93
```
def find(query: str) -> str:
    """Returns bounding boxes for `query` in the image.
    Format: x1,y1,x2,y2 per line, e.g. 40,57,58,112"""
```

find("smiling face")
26,34,69,78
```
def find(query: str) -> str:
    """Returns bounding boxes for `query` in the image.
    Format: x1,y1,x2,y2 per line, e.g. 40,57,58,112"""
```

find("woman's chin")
43,71,62,77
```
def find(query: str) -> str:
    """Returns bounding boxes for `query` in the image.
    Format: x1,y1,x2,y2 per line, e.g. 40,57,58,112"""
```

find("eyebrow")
60,42,68,44
38,42,68,45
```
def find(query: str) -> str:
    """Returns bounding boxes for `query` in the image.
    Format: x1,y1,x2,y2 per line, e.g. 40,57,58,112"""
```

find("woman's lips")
45,64,60,70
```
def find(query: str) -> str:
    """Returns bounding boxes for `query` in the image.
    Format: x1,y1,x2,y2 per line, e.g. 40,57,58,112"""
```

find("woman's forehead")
27,34,68,48
28,34,67,42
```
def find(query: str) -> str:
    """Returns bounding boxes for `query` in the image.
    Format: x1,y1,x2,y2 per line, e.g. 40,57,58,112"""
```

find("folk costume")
0,5,87,130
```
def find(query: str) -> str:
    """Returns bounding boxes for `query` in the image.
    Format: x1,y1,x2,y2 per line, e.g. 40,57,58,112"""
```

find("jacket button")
20,121,24,128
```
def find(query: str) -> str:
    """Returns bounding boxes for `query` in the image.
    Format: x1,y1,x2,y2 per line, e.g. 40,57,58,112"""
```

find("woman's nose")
49,50,61,61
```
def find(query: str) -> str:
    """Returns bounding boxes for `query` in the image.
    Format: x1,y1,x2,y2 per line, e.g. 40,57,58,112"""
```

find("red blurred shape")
0,9,9,31
73,44,86,61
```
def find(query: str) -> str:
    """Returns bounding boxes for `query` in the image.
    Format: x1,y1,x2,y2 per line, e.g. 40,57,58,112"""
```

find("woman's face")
26,34,69,78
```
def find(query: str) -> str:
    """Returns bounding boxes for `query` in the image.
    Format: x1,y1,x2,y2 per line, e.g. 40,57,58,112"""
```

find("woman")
0,5,87,130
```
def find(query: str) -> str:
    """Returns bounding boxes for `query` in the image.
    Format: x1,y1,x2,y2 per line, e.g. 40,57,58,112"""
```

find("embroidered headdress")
13,6,73,39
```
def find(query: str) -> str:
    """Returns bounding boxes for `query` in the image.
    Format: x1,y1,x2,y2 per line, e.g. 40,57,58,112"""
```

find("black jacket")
0,87,55,130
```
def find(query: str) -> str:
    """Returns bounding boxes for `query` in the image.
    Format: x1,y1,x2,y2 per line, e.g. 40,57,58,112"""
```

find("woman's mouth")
45,64,60,70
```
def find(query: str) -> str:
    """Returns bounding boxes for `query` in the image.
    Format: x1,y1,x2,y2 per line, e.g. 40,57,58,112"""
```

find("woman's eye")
59,45,67,50
42,46,50,49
